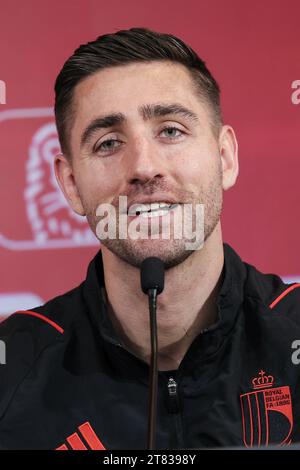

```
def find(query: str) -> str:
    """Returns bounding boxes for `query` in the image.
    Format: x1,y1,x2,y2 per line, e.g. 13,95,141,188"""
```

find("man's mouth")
127,202,180,218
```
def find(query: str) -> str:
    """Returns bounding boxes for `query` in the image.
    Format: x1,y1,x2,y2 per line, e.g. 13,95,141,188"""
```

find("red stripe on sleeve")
269,283,300,309
15,310,64,334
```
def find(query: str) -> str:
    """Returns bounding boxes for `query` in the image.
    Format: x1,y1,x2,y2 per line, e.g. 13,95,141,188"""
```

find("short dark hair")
54,27,223,159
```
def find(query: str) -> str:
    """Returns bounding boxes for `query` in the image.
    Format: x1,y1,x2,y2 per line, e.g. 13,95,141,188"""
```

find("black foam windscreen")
140,257,165,295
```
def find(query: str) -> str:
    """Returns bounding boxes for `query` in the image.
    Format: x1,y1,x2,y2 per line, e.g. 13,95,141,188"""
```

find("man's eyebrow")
139,103,199,123
80,103,199,148
80,113,124,148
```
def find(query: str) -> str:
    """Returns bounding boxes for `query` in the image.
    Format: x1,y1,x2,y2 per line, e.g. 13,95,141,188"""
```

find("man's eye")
160,126,184,139
94,126,184,155
94,139,121,154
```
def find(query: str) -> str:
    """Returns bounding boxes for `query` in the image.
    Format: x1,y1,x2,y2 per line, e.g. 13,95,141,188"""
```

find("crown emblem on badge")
252,370,274,389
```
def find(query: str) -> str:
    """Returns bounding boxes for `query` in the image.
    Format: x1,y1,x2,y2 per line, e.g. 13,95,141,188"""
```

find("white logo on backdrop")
0,292,44,316
0,108,99,250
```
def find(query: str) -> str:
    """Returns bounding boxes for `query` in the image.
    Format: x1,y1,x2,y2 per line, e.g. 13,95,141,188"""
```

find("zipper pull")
167,377,179,413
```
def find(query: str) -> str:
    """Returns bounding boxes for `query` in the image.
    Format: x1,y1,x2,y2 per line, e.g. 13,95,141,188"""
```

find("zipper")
166,376,184,447
167,377,180,413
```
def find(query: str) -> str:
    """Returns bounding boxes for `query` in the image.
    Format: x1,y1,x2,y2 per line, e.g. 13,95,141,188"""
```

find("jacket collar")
82,243,247,373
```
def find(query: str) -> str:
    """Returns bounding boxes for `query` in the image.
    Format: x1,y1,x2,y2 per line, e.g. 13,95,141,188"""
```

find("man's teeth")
128,202,178,216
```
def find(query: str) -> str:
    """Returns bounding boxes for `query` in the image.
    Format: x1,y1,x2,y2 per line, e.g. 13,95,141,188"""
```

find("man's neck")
101,224,224,371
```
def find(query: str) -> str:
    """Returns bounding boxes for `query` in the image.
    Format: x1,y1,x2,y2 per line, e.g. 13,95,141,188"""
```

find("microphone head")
140,257,165,295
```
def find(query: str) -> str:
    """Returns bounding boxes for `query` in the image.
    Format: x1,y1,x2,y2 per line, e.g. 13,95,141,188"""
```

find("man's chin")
101,238,195,269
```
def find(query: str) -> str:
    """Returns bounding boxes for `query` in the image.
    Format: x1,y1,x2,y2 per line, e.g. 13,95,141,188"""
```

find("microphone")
141,257,165,295
140,257,165,450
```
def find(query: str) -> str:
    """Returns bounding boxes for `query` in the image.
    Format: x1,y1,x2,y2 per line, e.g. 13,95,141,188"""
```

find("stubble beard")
85,170,223,270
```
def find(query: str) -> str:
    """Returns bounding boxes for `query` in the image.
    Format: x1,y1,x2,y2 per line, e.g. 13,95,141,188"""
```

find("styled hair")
54,27,223,158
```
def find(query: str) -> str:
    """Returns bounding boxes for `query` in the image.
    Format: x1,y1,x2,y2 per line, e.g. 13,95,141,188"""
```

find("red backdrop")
0,0,299,317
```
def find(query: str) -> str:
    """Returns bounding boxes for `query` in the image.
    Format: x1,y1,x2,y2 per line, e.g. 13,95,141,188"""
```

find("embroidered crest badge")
240,370,293,447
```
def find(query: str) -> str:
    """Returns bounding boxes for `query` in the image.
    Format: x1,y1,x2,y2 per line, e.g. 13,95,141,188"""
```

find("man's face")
56,61,238,268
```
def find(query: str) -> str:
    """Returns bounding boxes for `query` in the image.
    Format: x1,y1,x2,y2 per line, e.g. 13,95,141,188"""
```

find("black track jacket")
1,243,300,450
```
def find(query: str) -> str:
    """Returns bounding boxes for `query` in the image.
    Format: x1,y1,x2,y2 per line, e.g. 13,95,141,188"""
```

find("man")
0,27,300,450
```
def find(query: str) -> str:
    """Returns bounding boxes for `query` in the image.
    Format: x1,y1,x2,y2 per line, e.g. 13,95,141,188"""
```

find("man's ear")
218,125,239,191
54,153,86,216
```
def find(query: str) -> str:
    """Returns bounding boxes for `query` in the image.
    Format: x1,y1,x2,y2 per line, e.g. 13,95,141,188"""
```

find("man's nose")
126,136,167,185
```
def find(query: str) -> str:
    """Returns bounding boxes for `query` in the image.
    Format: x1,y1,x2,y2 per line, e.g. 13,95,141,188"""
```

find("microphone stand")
147,287,158,450
140,256,164,450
